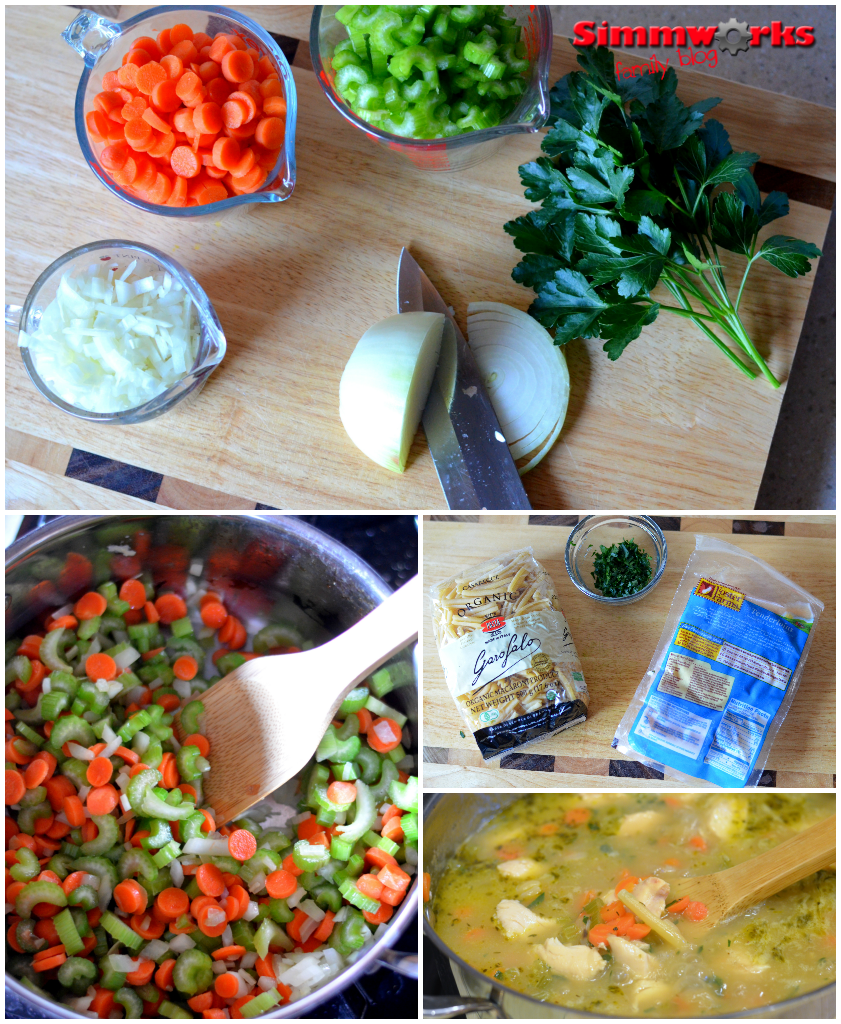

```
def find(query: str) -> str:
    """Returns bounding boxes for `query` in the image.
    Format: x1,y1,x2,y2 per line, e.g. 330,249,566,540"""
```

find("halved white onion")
339,312,445,473
466,301,570,474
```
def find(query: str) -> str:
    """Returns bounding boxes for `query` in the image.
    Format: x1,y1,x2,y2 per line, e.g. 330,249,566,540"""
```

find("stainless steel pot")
423,793,835,1020
6,514,418,1019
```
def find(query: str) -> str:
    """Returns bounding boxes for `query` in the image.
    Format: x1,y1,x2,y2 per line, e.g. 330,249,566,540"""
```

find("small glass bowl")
565,515,667,605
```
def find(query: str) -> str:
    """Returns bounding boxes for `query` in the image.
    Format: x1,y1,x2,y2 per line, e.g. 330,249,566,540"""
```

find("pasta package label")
614,535,823,789
430,548,588,760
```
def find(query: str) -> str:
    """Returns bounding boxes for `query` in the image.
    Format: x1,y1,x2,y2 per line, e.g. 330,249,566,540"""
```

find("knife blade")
397,248,531,510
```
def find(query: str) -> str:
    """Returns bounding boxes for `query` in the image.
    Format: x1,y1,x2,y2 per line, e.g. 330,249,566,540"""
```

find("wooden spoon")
174,575,419,825
672,814,835,928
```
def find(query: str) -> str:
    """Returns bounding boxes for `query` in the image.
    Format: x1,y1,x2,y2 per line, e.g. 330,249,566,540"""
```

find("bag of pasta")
430,547,589,760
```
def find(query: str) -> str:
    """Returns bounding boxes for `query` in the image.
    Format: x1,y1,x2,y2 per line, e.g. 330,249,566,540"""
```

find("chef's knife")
397,248,531,510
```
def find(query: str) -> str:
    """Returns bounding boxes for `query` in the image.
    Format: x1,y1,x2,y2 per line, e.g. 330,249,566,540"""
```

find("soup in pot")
431,793,835,1017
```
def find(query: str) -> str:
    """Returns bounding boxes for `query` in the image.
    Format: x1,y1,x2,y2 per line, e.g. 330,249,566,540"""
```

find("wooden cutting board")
422,516,836,788
5,7,834,510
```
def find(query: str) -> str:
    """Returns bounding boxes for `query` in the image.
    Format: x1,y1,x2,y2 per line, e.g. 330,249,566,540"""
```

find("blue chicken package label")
629,578,811,787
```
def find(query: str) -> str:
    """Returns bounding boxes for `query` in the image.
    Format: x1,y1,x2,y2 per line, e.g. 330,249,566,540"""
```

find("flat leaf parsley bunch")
505,46,822,386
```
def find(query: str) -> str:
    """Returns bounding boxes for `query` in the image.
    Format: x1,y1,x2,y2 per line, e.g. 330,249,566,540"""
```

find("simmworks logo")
573,20,815,49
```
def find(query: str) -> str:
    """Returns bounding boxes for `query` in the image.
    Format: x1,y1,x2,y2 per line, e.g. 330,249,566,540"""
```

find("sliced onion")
466,301,570,474
339,311,446,473
114,646,140,670
300,899,325,922
68,742,95,761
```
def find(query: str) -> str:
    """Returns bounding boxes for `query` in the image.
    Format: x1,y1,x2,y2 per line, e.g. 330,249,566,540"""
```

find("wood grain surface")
4,7,834,510
422,517,835,788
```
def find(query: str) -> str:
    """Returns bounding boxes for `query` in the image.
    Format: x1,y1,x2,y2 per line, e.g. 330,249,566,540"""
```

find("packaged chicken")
614,535,823,787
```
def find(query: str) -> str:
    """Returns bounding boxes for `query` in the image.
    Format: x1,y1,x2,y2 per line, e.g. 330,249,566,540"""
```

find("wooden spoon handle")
722,814,836,913
323,575,419,692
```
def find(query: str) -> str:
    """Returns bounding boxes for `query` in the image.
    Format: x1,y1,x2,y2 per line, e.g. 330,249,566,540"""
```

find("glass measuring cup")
5,240,226,424
62,5,297,216
310,5,553,172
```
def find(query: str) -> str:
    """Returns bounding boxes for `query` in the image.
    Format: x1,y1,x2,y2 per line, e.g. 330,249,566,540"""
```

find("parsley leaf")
530,269,606,344
710,192,758,256
759,236,823,277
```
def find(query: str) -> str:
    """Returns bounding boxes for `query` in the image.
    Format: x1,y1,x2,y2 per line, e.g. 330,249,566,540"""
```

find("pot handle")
423,994,506,1018
62,9,122,67
373,948,418,979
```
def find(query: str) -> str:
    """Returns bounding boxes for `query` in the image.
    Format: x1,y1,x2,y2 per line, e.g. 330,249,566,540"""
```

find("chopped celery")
329,4,531,139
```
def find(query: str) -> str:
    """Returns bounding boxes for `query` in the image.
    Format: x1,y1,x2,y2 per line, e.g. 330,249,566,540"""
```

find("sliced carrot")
190,180,224,204
173,656,199,681
264,869,297,900
195,863,225,898
5,770,26,806
366,716,403,753
145,600,160,623
33,952,67,971
228,829,257,862
159,751,179,789
255,116,284,150
211,945,246,962
326,781,357,807
214,972,240,999
668,896,691,915
133,35,163,61
363,902,393,926
227,89,257,122
156,957,177,992
169,23,194,45
193,101,224,135
210,137,240,173
689,834,707,851
135,60,168,96
684,900,709,921
221,50,254,84
125,957,156,985
86,756,113,787
47,615,78,633
183,733,210,757
263,96,287,121
23,758,50,789
131,912,165,940
115,879,148,915
220,98,248,130
87,784,119,816
170,39,200,64
200,600,229,628
124,116,154,151
154,593,188,624
61,794,85,827
85,652,118,682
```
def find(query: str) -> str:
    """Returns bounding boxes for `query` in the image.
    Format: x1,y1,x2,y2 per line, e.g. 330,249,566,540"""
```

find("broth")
432,793,835,1017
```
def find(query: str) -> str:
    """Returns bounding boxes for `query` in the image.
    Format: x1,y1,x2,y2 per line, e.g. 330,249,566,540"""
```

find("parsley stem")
655,304,720,323
662,278,757,378
733,251,757,313
668,270,744,348
723,310,780,387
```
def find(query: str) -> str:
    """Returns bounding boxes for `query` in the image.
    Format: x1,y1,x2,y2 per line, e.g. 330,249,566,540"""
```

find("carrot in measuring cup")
88,21,284,207
100,142,130,170
165,174,188,205
142,107,172,134
255,117,284,150
210,137,240,172
221,50,254,84
171,146,201,178
193,102,223,135
135,60,168,95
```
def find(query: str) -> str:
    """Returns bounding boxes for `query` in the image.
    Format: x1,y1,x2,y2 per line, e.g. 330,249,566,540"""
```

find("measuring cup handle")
62,9,122,66
5,305,22,330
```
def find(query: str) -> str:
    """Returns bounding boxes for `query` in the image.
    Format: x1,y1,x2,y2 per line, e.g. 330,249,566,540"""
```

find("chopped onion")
205,907,227,928
19,261,201,414
133,730,151,753
169,934,196,952
101,734,122,759
142,940,169,962
172,678,192,701
405,845,418,866
147,676,166,691
339,311,446,473
42,677,52,694
258,976,276,991
68,742,95,761
114,647,141,671
241,951,258,970
119,794,131,812
291,811,313,825
300,899,325,923
109,954,141,973
221,924,233,948
189,560,203,576
78,785,91,802
248,871,266,894
87,637,102,656
373,719,396,745
169,858,184,888
466,301,570,474
183,837,230,856
333,906,349,924
286,886,306,909
211,960,228,974
243,900,260,922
